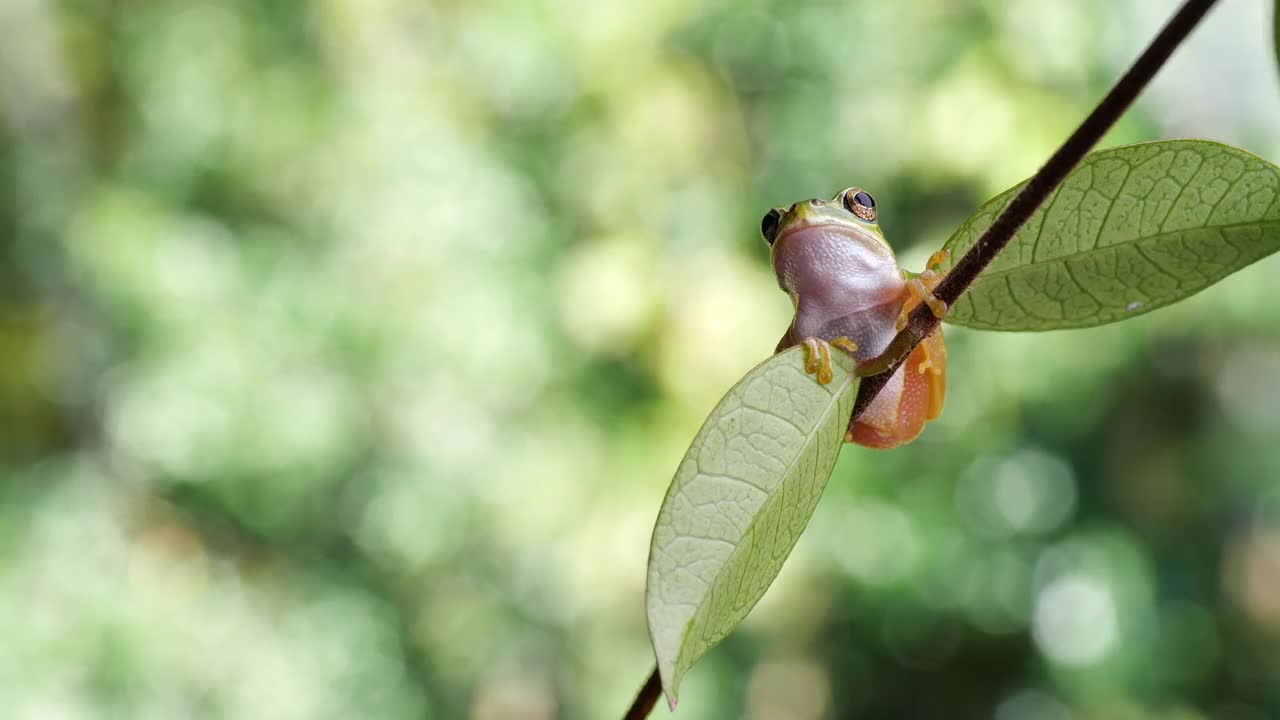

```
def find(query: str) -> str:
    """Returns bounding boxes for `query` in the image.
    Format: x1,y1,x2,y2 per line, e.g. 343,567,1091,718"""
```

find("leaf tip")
659,668,679,712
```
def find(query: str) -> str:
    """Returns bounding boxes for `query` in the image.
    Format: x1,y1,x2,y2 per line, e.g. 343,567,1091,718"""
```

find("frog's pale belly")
789,300,902,363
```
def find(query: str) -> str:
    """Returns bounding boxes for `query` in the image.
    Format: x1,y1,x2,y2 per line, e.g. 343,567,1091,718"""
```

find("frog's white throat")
774,223,904,315
773,222,907,361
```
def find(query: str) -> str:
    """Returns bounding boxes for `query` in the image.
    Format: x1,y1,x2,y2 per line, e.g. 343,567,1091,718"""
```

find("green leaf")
940,140,1280,331
645,346,858,708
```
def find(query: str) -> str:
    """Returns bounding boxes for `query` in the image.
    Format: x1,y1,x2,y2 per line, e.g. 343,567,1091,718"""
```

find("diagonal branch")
625,0,1221,717
622,665,663,720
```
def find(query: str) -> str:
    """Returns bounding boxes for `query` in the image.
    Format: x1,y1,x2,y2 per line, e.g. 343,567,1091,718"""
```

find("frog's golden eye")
842,188,877,222
760,208,782,245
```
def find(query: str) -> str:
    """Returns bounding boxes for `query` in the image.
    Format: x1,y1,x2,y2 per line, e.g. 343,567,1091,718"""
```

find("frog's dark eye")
843,189,877,222
760,208,782,245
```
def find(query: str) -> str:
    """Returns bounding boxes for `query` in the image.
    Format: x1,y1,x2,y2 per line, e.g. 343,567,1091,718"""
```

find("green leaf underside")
940,140,1280,331
645,346,858,707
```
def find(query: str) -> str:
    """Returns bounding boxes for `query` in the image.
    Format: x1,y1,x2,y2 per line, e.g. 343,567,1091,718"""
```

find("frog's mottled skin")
765,188,946,450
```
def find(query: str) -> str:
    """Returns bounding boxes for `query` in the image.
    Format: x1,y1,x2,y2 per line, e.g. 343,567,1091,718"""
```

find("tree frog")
761,187,948,450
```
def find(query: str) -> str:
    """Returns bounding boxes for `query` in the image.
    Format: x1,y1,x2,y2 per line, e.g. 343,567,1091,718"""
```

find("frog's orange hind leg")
915,326,947,421
845,326,946,448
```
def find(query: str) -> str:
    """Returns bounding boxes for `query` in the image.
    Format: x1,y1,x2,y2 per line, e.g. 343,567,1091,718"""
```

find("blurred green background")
2,0,1280,718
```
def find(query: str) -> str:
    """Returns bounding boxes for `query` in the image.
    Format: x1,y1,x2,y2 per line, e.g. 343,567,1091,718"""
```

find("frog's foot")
799,336,858,385
897,277,949,330
911,276,948,319
801,337,833,385
916,248,950,318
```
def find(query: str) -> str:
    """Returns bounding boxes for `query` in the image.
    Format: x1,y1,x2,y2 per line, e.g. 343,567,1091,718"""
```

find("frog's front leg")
797,336,860,385
895,249,950,331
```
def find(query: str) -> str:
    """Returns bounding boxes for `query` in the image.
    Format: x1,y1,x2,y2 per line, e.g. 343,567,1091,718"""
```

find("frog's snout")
781,199,823,221
785,199,822,213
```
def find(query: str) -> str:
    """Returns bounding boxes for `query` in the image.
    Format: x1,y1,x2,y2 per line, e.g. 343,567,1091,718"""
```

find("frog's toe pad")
831,336,860,355
801,337,834,385
925,249,950,271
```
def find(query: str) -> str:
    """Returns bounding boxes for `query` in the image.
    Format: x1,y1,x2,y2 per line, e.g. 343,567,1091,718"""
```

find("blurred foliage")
2,0,1280,718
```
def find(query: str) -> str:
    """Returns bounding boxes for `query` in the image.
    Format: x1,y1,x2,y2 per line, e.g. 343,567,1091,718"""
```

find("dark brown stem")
622,666,662,720
625,0,1219,717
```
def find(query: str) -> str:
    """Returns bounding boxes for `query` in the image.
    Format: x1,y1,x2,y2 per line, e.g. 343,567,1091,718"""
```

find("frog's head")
761,187,889,254
761,187,896,295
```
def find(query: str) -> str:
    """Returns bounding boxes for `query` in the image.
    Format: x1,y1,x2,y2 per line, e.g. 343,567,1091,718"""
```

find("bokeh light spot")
1032,573,1117,666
